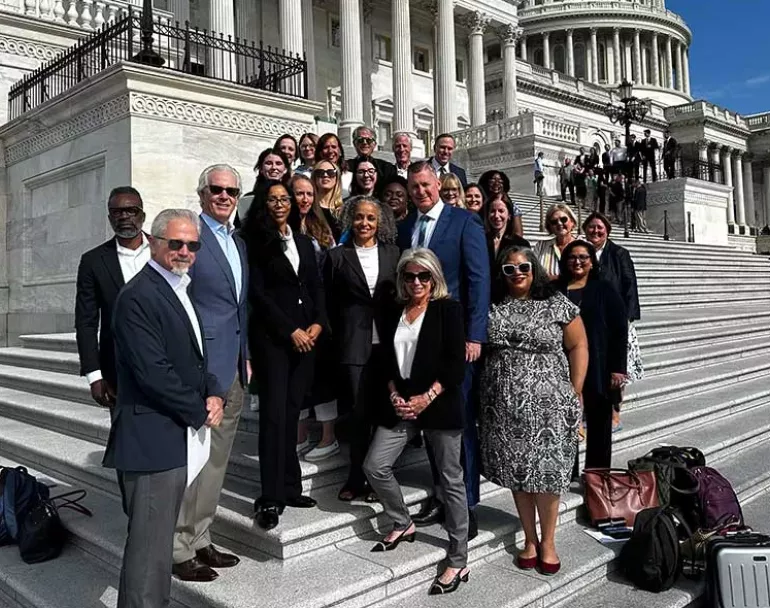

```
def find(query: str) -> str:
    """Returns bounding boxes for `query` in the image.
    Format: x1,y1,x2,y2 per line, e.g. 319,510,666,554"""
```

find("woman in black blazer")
363,248,469,596
323,196,400,502
556,240,628,470
242,180,327,531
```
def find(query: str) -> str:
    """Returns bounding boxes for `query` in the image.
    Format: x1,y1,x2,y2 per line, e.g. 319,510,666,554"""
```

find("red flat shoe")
537,557,561,576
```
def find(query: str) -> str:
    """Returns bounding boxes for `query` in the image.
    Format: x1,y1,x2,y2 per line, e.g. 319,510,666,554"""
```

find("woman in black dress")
242,180,326,531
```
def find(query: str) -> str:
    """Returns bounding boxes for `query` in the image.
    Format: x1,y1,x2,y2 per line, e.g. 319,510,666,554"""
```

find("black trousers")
642,156,657,183
341,345,385,489
256,339,315,507
664,156,675,179
584,390,614,470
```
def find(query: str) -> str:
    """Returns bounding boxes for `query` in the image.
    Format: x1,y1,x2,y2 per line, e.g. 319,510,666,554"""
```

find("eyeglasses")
267,196,291,206
502,263,532,276
403,271,432,284
108,206,142,218
549,216,570,226
356,169,377,177
313,169,337,179
207,184,241,198
154,237,201,252
355,137,376,145
567,254,591,263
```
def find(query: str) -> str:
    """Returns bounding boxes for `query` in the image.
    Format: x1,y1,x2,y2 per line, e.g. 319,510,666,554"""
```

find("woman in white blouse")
532,204,577,280
363,248,469,595
323,196,400,501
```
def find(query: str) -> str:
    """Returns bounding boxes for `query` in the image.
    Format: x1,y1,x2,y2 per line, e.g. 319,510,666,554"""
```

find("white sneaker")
296,438,314,454
304,440,340,462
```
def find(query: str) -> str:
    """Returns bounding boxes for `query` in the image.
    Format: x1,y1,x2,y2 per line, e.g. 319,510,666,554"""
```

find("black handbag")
18,490,92,564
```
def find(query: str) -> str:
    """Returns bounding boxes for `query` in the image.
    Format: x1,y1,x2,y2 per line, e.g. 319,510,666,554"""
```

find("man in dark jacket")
632,178,649,233
662,129,678,179
347,125,396,182
640,129,659,183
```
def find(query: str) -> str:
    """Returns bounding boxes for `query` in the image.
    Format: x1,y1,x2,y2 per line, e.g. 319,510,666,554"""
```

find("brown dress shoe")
196,545,240,568
172,557,219,582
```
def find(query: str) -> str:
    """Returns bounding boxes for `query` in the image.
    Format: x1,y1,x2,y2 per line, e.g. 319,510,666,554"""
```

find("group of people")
74,127,643,607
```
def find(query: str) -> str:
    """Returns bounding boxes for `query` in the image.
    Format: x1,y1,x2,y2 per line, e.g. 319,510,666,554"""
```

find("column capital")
613,26,621,34
565,27,574,35
497,23,523,45
652,31,659,39
732,149,745,159
463,10,490,36
696,138,710,151
718,144,730,155
589,27,597,35
543,30,551,40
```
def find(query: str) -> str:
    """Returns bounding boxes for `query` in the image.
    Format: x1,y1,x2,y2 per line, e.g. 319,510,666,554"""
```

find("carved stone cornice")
0,34,64,62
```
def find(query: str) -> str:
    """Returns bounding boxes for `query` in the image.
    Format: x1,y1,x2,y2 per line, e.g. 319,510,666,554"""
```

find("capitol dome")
515,0,692,106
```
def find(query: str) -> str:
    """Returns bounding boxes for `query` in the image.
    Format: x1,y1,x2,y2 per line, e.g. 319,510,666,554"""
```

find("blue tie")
219,224,242,300
417,215,431,247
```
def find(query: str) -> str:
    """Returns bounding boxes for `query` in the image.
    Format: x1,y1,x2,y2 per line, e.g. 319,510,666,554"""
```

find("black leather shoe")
196,544,240,568
172,557,219,582
256,505,280,530
428,568,470,595
412,498,445,527
285,495,317,508
468,509,478,541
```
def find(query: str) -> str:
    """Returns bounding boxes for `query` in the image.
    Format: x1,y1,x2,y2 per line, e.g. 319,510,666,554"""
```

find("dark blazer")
75,236,145,388
663,136,678,157
379,299,466,430
247,232,327,350
486,233,530,272
188,218,249,396
323,241,400,365
558,279,627,397
633,185,647,211
640,137,659,161
597,240,641,321
103,264,218,472
347,155,397,183
601,151,611,168
397,204,490,343
628,141,642,163
430,158,468,188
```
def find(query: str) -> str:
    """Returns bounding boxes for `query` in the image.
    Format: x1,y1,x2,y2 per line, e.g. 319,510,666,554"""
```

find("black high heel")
370,527,416,552
428,568,470,595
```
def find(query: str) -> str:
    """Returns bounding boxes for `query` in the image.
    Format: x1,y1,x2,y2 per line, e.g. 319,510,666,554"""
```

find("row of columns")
699,141,757,229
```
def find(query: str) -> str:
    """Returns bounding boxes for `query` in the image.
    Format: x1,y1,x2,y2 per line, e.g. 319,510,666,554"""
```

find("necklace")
404,302,428,324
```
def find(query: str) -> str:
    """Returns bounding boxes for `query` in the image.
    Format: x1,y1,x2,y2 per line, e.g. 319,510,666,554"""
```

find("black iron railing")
675,158,724,184
8,15,307,120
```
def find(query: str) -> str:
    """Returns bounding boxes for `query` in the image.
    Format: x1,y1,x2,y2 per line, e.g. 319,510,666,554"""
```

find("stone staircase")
1,194,770,608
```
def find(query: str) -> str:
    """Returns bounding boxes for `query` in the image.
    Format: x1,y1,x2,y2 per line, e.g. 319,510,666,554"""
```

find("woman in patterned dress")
480,246,588,576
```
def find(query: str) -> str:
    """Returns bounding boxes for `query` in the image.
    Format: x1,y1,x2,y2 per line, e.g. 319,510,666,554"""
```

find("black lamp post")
132,0,165,66
604,79,649,237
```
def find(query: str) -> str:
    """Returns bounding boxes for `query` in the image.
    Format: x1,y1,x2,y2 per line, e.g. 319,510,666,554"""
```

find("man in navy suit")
172,165,250,582
104,208,225,608
397,160,490,538
430,134,468,188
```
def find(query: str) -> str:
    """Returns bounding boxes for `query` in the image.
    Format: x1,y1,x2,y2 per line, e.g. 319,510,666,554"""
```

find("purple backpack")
687,466,743,531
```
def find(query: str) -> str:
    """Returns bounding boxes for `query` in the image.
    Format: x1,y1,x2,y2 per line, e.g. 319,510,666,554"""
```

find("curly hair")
478,170,511,199
492,246,556,303
241,180,300,256
556,239,600,285
339,195,397,244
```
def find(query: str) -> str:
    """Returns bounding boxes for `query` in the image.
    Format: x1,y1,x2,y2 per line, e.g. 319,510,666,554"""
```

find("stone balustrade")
1,0,174,30
670,100,748,129
518,0,687,28
453,111,581,150
746,112,770,131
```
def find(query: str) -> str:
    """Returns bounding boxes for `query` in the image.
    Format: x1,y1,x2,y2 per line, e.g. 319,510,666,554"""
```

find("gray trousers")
118,466,187,608
634,209,648,232
174,377,244,562
363,422,468,568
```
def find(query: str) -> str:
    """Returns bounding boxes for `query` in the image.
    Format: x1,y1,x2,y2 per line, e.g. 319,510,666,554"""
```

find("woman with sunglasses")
532,204,577,280
440,173,466,209
480,246,588,576
479,170,523,237
289,174,340,462
349,159,379,198
312,159,345,242
363,248,469,595
324,196,399,501
242,180,326,531
464,183,485,214
556,240,627,470
295,133,319,178
315,133,353,198
485,197,530,271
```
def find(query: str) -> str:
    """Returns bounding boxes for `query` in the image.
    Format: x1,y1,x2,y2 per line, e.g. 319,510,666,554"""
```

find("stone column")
743,156,756,228
683,47,691,95
543,31,551,69
499,24,520,118
434,0,457,133
590,27,598,83
339,0,364,143
301,0,317,99
167,0,189,24
763,166,770,229
464,11,489,127
733,151,746,227
566,28,575,77
520,35,528,61
391,0,413,134
675,39,684,92
651,32,660,87
210,0,236,78
721,146,735,225
612,27,621,83
279,0,303,55
632,29,641,84
696,139,710,181
665,35,673,89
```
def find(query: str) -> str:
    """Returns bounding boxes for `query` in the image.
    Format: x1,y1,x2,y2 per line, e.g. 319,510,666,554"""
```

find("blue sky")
667,0,769,115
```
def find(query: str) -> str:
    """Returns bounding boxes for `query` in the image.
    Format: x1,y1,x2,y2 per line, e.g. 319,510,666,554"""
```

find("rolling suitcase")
705,532,770,608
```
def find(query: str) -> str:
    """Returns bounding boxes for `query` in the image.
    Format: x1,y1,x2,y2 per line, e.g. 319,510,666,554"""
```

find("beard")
170,260,191,277
114,225,141,239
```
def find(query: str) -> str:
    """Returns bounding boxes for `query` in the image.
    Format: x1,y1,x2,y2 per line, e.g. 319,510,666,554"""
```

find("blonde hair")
440,173,466,209
313,160,344,217
396,248,450,302
545,203,577,235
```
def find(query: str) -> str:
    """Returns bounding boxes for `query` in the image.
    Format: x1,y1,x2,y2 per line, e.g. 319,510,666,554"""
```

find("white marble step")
642,333,770,375
18,333,77,354
0,348,80,375
636,303,770,332
639,317,770,352
0,364,90,405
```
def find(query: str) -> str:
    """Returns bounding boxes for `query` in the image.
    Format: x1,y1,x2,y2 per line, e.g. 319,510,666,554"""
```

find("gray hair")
196,164,243,195
339,196,397,244
396,248,450,302
545,203,578,235
353,125,375,141
392,132,412,147
151,209,201,239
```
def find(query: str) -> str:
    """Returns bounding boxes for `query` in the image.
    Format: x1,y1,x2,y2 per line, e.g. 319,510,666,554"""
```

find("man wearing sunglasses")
347,125,396,182
172,164,249,583
75,186,150,410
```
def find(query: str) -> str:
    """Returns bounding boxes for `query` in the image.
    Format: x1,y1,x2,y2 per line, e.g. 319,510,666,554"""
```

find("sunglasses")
108,206,142,218
313,168,337,179
567,254,591,263
502,263,532,276
155,237,201,252
355,137,375,145
208,184,241,198
549,216,570,226
403,271,432,284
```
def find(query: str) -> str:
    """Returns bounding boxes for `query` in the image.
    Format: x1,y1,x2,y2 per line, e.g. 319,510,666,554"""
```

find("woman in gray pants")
363,248,469,595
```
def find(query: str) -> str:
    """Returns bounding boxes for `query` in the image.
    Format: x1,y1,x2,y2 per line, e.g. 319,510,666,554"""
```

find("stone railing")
452,111,581,150
517,0,686,27
746,112,770,131
1,0,174,30
668,100,748,129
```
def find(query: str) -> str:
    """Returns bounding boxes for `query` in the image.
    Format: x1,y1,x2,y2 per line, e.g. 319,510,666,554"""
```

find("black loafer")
413,498,445,527
256,505,280,530
285,495,317,508
196,544,240,568
172,557,219,582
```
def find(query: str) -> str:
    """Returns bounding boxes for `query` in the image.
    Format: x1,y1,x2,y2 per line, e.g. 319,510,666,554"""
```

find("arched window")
534,48,544,67
598,42,607,82
574,43,586,79
554,44,566,74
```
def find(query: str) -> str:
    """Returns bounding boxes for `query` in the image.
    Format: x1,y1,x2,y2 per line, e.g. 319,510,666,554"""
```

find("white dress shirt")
148,259,203,354
396,165,409,179
278,226,300,275
431,157,451,177
394,309,426,379
85,235,151,385
355,242,380,344
410,200,445,248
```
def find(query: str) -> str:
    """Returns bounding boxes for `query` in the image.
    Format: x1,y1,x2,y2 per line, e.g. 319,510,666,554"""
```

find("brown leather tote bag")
584,468,659,527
